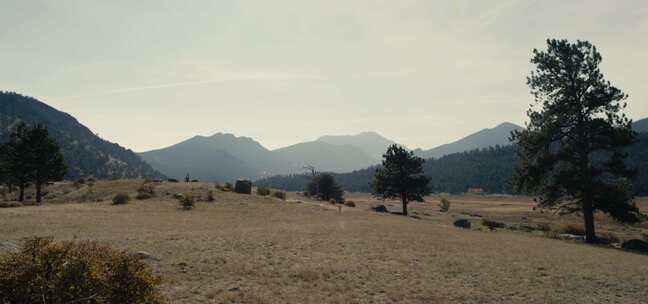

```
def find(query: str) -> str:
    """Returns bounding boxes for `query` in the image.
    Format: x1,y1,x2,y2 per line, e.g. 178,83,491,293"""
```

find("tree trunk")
36,181,42,204
18,183,24,202
401,194,408,216
583,201,596,243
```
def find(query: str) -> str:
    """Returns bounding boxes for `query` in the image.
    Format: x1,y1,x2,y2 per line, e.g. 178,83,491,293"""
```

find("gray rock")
372,205,388,213
454,219,471,229
622,239,648,254
0,241,19,254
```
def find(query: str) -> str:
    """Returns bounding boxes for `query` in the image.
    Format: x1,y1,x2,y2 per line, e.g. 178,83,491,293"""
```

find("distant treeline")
259,132,648,196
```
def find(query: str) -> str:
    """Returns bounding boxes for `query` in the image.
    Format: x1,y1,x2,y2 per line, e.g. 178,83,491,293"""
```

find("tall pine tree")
512,39,645,243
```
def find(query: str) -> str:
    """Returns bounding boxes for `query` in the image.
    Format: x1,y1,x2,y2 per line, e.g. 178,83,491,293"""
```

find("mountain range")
2,91,646,184
0,92,163,179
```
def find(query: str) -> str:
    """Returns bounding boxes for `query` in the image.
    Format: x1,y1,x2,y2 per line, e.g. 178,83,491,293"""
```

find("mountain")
272,141,377,173
139,133,284,182
414,122,524,159
0,91,163,179
317,132,399,160
140,134,380,181
633,117,648,133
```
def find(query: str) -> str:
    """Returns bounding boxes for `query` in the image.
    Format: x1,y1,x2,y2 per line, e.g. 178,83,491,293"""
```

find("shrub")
112,193,130,205
167,178,179,183
256,186,271,196
0,237,165,304
453,219,471,229
535,222,552,232
206,190,215,202
439,198,451,212
273,191,286,200
560,224,585,235
136,184,155,200
482,219,506,230
0,201,23,208
598,232,620,244
344,201,356,208
179,194,194,210
224,182,233,191
234,179,252,194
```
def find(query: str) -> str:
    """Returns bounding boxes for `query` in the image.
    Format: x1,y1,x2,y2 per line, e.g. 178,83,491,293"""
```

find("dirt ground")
1,180,647,303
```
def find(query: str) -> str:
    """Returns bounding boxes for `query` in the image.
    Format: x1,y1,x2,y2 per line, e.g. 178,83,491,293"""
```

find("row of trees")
0,123,66,203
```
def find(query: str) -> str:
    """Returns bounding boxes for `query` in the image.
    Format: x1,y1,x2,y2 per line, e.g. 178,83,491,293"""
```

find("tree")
4,123,32,201
23,125,66,203
372,144,430,215
307,173,344,202
511,39,645,243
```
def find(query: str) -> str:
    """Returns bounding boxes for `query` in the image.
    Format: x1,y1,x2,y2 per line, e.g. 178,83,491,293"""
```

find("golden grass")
1,180,647,303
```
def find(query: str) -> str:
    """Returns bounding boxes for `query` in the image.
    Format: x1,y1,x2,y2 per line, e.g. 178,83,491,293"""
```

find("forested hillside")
261,133,648,196
0,92,163,180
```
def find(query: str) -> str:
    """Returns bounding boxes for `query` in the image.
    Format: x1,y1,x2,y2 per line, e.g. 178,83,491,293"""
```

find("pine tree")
372,145,430,215
512,39,645,243
23,125,66,203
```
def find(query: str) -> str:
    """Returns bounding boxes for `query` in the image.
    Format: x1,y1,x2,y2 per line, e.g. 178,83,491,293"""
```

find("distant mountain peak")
316,131,399,159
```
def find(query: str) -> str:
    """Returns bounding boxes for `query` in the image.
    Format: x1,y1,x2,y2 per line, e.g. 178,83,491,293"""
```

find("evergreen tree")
4,123,32,201
23,125,66,203
512,39,645,243
307,173,344,202
372,145,430,215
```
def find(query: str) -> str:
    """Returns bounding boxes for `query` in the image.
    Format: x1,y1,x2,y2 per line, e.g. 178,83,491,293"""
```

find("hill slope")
414,122,523,159
0,91,163,179
272,141,377,174
634,117,648,133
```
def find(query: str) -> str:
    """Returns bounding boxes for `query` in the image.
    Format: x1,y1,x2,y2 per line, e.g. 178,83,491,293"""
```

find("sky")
1,0,647,152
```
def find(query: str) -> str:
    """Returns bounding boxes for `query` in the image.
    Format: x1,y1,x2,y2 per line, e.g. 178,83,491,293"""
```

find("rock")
372,205,388,213
131,251,159,261
559,234,585,241
453,219,471,229
173,193,184,199
622,239,648,254
234,179,252,194
0,241,19,254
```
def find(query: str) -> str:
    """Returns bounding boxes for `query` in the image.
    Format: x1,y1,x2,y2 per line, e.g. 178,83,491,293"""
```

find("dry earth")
1,180,647,303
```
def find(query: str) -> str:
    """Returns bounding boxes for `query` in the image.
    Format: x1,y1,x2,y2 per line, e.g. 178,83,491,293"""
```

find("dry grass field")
2,180,648,303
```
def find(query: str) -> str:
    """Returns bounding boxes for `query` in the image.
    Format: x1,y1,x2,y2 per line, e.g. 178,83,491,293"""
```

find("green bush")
439,198,451,212
112,193,130,205
256,186,271,196
0,237,165,304
273,191,286,200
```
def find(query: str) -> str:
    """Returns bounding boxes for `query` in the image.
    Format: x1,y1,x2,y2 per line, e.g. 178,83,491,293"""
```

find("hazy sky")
2,1,647,151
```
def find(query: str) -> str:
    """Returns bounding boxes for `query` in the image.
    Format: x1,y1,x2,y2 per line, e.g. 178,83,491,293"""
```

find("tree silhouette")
24,125,66,203
372,145,430,215
512,39,645,243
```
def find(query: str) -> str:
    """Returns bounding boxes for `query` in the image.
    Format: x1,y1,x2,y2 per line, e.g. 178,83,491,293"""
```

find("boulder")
372,205,388,213
173,193,184,199
0,241,19,254
453,219,471,229
234,179,252,194
622,239,648,254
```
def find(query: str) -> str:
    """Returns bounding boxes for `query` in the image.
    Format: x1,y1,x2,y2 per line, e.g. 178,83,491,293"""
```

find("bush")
256,186,271,196
0,201,23,208
0,237,165,304
179,195,194,210
439,198,451,212
136,184,155,200
206,190,215,202
234,179,252,194
559,224,585,235
344,201,356,208
112,193,130,205
454,219,471,229
167,178,179,183
224,182,233,191
273,191,286,200
535,222,552,232
482,219,506,230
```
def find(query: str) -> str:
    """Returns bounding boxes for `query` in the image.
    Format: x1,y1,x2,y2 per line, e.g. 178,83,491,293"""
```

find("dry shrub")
112,193,130,205
439,198,451,212
0,201,23,208
0,237,165,304
206,190,215,202
273,191,286,200
535,222,552,232
559,224,585,235
136,184,155,200
344,201,356,208
179,194,194,210
256,187,271,196
599,232,620,244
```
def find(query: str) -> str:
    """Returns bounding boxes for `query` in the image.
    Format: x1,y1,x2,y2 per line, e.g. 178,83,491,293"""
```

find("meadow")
1,180,647,303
